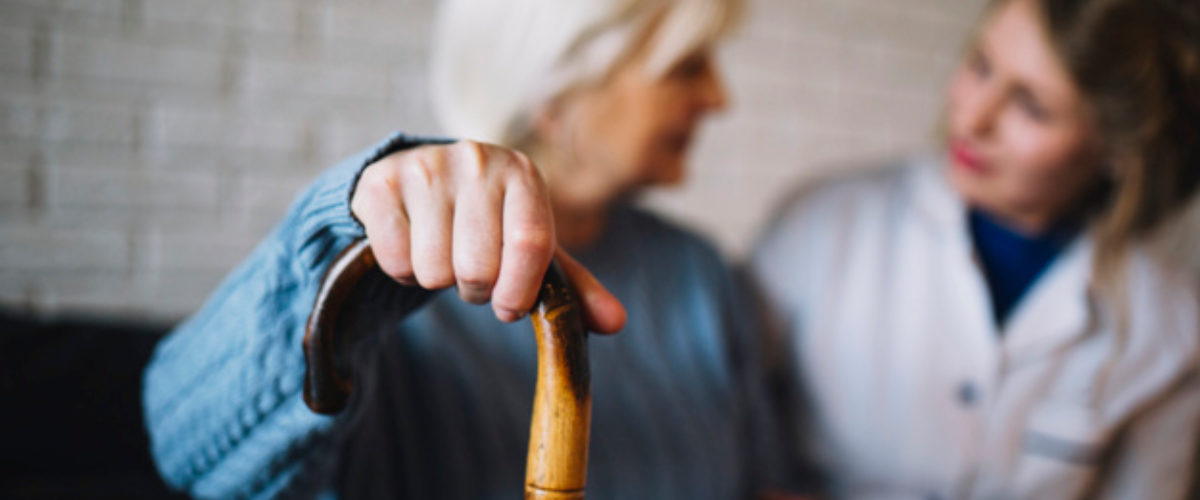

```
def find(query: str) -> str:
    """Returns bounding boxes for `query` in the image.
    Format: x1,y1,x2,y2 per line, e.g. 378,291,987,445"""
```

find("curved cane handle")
302,238,591,499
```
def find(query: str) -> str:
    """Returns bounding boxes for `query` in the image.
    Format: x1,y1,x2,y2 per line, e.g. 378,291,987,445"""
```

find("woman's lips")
950,140,990,174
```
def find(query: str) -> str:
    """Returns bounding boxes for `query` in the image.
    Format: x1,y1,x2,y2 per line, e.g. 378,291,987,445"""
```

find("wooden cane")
302,238,592,500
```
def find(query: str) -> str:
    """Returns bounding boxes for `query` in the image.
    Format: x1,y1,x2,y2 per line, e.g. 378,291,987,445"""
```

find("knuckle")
378,258,414,284
510,149,532,167
455,140,515,181
403,149,447,188
459,139,488,163
454,256,499,288
414,268,455,290
506,157,547,191
508,226,554,255
358,164,392,193
511,150,540,176
462,141,491,179
414,157,440,186
492,290,533,314
359,163,383,184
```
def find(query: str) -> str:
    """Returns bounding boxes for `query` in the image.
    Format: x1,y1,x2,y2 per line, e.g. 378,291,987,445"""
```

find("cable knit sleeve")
142,133,447,499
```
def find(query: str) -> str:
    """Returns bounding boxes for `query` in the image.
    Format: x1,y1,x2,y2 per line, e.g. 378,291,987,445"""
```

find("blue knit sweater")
142,134,792,499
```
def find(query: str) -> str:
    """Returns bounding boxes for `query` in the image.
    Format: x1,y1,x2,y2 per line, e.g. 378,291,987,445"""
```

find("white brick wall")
0,0,991,320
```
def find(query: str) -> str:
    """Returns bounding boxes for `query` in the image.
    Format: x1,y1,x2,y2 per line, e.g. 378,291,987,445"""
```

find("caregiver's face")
946,0,1104,231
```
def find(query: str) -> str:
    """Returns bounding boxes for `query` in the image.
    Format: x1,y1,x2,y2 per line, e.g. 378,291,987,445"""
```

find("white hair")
429,0,743,146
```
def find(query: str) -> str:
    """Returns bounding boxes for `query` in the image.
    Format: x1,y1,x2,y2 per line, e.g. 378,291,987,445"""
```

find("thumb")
554,247,626,335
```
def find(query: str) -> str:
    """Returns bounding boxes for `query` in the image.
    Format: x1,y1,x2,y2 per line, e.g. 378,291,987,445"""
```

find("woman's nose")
698,60,729,112
959,84,1003,138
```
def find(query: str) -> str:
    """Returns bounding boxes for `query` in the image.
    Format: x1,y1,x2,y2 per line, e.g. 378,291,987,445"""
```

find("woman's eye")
968,49,991,79
1015,89,1050,122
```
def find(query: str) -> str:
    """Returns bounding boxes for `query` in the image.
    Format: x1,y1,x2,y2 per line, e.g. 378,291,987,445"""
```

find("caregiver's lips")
950,140,989,174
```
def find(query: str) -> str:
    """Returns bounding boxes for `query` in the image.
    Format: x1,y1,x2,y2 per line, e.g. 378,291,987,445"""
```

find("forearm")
141,133,438,498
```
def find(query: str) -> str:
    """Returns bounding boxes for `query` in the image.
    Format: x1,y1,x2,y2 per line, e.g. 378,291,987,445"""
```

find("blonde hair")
429,0,743,147
1013,0,1199,393
961,0,1200,280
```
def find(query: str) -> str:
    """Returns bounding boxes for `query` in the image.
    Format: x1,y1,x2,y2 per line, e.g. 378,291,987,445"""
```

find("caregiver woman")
142,0,804,498
750,0,1200,497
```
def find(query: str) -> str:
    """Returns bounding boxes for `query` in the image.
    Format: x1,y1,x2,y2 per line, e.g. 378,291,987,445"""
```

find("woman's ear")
530,92,587,169
532,98,566,147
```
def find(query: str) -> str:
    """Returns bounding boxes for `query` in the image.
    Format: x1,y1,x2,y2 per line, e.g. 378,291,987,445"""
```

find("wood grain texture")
525,261,591,499
301,238,592,498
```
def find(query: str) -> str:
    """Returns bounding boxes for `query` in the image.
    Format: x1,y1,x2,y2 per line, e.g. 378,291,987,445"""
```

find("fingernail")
498,308,526,322
458,285,490,305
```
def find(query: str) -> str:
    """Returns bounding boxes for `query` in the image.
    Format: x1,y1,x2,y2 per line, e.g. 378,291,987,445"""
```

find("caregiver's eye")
1014,87,1051,123
968,47,992,79
668,53,708,81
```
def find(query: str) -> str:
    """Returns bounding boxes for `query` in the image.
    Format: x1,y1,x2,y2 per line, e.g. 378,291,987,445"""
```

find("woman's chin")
652,166,686,187
651,154,688,185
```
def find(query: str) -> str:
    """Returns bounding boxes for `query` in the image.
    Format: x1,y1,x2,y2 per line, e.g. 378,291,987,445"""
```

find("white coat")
748,156,1200,499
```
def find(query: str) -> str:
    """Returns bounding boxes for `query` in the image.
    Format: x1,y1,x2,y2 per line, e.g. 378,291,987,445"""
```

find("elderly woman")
142,0,798,499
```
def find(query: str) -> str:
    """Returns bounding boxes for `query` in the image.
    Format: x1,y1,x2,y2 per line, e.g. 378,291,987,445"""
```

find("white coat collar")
908,153,1096,364
909,153,967,239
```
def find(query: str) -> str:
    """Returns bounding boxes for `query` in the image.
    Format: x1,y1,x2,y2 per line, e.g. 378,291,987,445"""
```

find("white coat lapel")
909,155,1095,365
1001,238,1095,366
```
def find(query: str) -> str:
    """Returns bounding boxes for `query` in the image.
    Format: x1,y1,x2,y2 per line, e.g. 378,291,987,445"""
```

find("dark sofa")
0,309,186,499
